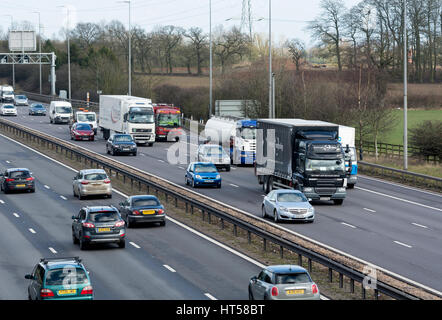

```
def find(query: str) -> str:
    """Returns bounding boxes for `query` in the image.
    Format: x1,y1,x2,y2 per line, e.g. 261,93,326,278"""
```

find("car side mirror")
24,274,34,280
251,276,258,282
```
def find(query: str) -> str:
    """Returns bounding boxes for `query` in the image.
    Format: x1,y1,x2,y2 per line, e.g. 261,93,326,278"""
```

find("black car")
72,206,126,250
106,134,137,156
29,104,47,116
119,195,166,228
0,168,35,193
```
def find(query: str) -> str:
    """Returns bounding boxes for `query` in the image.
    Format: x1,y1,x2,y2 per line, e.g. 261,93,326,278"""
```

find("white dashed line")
44,185,50,189
230,184,239,188
48,247,57,254
341,222,357,229
13,213,20,218
129,242,140,249
163,265,176,273
411,223,428,229
363,208,376,213
60,196,67,200
6,161,10,164
28,228,36,234
204,293,217,300
394,241,413,248
0,200,4,204
158,160,165,163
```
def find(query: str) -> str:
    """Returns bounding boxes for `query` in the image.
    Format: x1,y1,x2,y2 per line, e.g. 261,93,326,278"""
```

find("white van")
49,101,73,124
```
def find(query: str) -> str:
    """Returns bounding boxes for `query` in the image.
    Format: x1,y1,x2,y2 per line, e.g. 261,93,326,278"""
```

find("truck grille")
316,179,340,187
133,129,152,133
315,188,337,195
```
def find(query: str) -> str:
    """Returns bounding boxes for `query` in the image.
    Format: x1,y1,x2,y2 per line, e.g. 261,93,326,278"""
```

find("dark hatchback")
72,206,126,250
0,168,35,193
29,104,47,116
119,195,166,228
106,134,137,156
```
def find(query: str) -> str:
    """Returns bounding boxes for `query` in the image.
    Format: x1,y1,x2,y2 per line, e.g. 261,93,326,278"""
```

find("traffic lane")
0,135,259,299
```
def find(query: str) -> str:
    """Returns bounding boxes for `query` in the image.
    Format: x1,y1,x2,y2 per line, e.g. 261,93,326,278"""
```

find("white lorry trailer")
204,116,257,165
99,95,156,146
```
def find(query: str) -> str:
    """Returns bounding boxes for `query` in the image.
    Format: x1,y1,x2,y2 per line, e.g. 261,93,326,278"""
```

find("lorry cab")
153,104,183,142
49,101,73,124
70,110,98,135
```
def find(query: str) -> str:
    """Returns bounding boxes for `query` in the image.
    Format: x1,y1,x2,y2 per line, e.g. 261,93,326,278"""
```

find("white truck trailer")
99,95,156,146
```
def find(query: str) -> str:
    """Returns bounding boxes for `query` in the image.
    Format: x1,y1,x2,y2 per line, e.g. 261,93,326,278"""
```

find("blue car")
185,162,221,188
29,103,46,116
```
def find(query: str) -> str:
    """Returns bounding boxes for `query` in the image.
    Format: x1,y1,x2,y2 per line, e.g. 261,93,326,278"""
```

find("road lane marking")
230,184,239,188
341,222,357,229
163,265,176,273
44,185,50,189
363,208,376,213
13,213,20,218
60,196,67,200
129,242,140,249
394,241,413,248
158,160,165,163
6,161,10,164
28,228,36,234
49,247,57,254
204,293,217,300
411,223,428,229
0,200,4,204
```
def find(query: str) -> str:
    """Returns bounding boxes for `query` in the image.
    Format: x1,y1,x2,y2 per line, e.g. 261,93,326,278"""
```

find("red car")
70,123,95,141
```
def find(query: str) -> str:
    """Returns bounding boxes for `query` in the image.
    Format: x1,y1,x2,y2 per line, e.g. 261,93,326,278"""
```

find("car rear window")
84,173,108,181
133,199,160,207
33,105,44,109
88,211,119,222
9,171,31,179
275,273,312,284
45,267,88,286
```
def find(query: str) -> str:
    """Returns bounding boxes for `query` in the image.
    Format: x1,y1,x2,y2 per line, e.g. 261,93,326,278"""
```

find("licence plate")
123,148,130,151
286,289,305,295
97,228,111,233
16,184,26,187
58,289,76,295
320,197,331,201
142,210,156,215
205,180,214,183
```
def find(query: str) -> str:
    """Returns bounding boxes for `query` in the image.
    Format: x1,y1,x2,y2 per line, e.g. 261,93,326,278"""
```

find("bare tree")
157,25,183,74
286,38,306,71
184,27,208,75
214,26,249,74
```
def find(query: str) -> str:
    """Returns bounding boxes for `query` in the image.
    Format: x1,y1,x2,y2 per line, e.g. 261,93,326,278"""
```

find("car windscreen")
203,147,227,157
9,171,31,179
88,211,120,222
194,164,218,173
55,106,72,113
114,135,133,142
275,273,312,284
83,173,108,181
17,95,26,99
3,105,14,109
75,124,92,131
45,267,89,286
277,193,308,203
77,114,96,122
132,199,160,207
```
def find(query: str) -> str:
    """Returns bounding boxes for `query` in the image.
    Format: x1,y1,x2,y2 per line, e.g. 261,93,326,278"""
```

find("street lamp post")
403,0,408,170
209,0,213,117
33,11,42,95
2,15,14,89
268,0,273,119
118,0,132,96
58,5,71,99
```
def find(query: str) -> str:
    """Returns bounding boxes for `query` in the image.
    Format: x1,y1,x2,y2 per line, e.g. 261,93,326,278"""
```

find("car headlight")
307,208,314,213
338,187,346,192
195,175,202,179
303,187,313,193
279,206,289,212
216,175,221,180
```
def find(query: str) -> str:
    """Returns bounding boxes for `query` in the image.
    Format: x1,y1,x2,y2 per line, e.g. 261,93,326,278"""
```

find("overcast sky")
1,0,361,46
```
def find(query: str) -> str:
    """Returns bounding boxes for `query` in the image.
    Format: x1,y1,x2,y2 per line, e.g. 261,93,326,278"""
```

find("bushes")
409,120,442,161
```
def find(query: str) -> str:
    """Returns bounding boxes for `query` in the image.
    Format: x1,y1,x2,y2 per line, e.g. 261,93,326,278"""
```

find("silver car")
262,190,315,223
197,144,231,172
73,169,112,200
249,265,320,300
14,95,29,106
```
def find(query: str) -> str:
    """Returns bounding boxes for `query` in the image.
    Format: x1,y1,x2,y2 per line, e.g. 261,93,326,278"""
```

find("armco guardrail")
359,161,442,192
1,117,441,300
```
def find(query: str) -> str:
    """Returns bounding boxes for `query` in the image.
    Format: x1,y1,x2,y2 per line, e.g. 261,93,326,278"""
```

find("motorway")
0,132,265,300
2,104,442,293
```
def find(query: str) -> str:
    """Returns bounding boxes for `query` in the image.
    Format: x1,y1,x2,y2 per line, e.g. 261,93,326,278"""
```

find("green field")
379,109,442,145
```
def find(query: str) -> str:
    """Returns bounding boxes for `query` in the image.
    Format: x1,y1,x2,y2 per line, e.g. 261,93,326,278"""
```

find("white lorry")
49,101,73,124
204,116,257,165
99,95,156,146
338,125,358,189
0,85,15,103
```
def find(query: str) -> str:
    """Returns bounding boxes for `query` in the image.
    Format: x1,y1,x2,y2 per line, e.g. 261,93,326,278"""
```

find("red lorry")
152,104,184,142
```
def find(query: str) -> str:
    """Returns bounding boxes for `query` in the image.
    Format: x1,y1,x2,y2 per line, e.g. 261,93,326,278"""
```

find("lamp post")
57,5,71,99
32,11,42,95
118,0,132,96
2,15,14,89
268,0,273,118
403,0,408,170
209,0,213,117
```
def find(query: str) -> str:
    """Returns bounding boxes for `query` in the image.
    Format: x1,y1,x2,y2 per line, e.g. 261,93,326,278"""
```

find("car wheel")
274,209,280,223
334,199,344,205
348,184,355,189
185,176,189,186
30,188,35,193
112,148,116,156
159,220,166,227
78,192,84,200
126,216,132,228
261,206,267,218
72,231,79,244
79,236,87,250
226,166,231,172
217,183,221,189
107,194,112,199
119,239,126,248
248,288,254,300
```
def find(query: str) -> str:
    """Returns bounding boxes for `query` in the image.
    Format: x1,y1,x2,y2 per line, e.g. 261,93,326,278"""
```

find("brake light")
26,177,34,181
133,210,141,215
104,179,111,184
312,284,318,294
115,221,125,227
81,181,89,185
158,209,164,214
40,288,54,298
5,178,14,182
82,222,95,228
81,286,93,295
271,286,279,297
